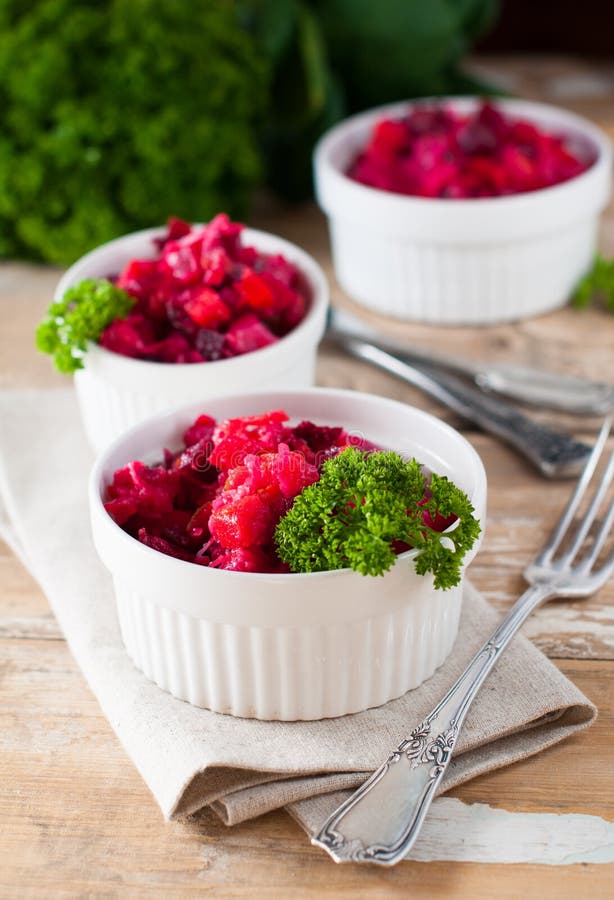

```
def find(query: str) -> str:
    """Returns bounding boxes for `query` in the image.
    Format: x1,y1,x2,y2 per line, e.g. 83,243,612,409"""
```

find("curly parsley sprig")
275,448,481,590
572,255,614,313
36,278,135,373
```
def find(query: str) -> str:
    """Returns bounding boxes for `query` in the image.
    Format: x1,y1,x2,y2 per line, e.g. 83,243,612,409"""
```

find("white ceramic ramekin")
55,226,328,452
314,97,612,325
89,388,487,721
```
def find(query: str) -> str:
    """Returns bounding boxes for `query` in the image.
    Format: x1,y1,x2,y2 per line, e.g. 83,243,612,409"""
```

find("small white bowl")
89,388,487,720
314,97,612,325
55,226,329,452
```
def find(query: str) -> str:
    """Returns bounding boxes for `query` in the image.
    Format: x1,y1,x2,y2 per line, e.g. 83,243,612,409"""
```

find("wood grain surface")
1,56,614,897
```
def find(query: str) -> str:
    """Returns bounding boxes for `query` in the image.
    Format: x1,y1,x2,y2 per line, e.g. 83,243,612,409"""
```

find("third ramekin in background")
314,97,612,325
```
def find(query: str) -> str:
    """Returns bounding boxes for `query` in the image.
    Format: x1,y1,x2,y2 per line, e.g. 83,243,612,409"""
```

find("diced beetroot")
183,414,216,448
371,118,410,159
212,410,288,448
137,528,194,561
184,287,231,329
259,444,319,498
200,213,243,254
162,242,201,285
175,470,220,510
116,259,160,301
209,491,279,549
235,271,276,315
261,253,297,287
256,271,306,331
209,433,264,472
223,444,319,499
219,285,240,310
194,328,225,361
146,285,174,322
173,438,213,476
224,314,278,356
104,496,138,526
147,333,195,363
165,294,199,336
421,508,457,532
106,460,179,526
237,245,259,267
209,410,288,473
279,286,306,330
209,546,280,573
292,421,344,452
100,313,157,358
201,246,232,286
166,217,192,241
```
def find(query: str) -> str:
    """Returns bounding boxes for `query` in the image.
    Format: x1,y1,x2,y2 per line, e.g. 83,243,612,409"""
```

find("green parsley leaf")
275,447,481,590
35,278,136,373
572,255,614,313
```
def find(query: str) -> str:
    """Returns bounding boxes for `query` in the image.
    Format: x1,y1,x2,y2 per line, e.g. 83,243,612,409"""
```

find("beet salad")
104,408,481,590
36,215,310,373
101,215,308,363
349,101,595,199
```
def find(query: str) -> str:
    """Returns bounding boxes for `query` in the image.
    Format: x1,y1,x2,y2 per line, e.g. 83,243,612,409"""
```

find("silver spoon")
329,308,614,417
327,328,592,478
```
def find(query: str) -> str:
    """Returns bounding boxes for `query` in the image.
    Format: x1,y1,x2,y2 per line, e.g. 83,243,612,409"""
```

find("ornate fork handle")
312,582,552,866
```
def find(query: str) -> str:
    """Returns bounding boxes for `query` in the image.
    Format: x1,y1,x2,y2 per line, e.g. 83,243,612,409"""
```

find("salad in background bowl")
37,216,328,451
89,388,486,721
314,97,612,325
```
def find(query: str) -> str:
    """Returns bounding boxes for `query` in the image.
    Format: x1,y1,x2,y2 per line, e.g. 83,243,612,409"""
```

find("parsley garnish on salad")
573,255,614,314
275,447,480,590
36,278,135,373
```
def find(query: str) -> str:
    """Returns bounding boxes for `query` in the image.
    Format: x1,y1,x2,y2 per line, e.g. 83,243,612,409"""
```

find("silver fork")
313,417,614,867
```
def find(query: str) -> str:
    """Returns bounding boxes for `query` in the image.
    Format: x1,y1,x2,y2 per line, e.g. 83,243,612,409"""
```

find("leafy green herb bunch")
0,0,267,264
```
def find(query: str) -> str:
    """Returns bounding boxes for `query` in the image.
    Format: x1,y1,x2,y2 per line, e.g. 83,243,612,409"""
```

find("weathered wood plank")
0,636,613,896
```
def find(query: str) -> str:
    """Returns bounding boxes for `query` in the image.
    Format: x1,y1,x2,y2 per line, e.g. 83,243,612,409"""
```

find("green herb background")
0,0,499,265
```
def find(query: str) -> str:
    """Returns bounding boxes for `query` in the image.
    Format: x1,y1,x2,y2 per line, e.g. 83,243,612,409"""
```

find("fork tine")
536,416,612,566
591,542,614,586
580,496,614,572
563,449,614,565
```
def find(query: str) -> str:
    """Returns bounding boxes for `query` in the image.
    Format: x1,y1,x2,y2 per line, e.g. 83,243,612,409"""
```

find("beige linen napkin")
0,388,596,838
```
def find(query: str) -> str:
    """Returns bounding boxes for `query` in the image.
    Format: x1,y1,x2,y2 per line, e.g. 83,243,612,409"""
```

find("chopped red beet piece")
161,242,201,285
137,528,194,561
223,313,278,355
292,421,343,452
261,253,297,287
100,312,157,358
194,328,225,361
235,271,276,315
183,414,216,448
201,246,231,286
209,546,281,573
184,287,231,329
116,259,160,301
148,333,196,363
209,491,280,550
166,217,192,241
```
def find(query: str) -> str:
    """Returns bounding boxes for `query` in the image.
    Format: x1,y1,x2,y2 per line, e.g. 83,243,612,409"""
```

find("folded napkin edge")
169,696,596,823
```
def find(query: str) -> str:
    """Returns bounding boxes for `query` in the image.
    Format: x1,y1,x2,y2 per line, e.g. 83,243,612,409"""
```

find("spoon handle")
333,334,591,479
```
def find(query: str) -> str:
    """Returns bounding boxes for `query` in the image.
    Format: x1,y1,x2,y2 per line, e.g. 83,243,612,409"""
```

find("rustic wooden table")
1,58,614,898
